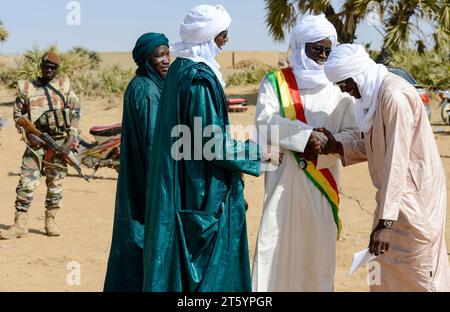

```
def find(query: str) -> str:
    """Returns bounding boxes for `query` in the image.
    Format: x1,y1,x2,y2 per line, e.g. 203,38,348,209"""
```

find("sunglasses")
309,45,332,56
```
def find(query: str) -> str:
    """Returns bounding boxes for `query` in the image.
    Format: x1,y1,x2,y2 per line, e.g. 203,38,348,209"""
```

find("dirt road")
0,86,448,291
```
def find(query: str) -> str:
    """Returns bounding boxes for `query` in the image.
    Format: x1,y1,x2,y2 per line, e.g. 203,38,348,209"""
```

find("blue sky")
0,0,432,54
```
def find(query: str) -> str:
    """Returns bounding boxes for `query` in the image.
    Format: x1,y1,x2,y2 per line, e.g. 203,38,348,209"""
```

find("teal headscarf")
132,32,169,89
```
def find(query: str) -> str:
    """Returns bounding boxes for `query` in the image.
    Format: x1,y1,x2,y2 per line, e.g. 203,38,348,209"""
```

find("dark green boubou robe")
143,58,261,292
104,72,163,292
104,32,168,292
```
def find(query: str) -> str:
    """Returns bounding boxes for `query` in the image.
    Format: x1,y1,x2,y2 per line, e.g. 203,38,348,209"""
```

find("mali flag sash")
267,67,342,239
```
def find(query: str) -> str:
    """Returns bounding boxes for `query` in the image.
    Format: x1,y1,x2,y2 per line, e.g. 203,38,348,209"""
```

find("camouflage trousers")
15,143,67,212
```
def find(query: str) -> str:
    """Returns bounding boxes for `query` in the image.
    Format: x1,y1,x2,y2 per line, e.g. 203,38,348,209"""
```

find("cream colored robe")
252,77,359,291
341,73,450,291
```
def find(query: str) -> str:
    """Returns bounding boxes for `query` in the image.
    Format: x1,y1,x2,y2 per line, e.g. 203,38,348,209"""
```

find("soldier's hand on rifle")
59,135,76,158
26,132,46,148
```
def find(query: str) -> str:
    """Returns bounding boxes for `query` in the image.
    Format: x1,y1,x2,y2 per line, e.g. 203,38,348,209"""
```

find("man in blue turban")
104,32,170,291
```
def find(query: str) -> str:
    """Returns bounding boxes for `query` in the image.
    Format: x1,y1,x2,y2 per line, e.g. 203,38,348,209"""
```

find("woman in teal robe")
104,33,169,292
142,56,261,292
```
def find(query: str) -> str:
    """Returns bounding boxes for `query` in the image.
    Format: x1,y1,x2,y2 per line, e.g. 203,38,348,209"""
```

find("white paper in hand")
349,248,377,275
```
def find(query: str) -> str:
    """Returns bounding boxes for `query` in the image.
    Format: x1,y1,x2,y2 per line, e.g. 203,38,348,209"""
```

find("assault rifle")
16,117,90,182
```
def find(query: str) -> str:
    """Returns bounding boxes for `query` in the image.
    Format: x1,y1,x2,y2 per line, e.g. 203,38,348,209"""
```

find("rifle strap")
21,124,67,172
46,83,68,108
42,85,55,111
24,143,43,172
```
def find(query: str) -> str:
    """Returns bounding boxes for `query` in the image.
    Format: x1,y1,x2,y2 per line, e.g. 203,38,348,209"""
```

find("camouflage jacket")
13,77,80,138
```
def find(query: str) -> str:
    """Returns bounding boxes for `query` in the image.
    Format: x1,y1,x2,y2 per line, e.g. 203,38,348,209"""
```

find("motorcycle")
72,97,248,180
438,90,450,125
227,97,249,113
74,123,121,179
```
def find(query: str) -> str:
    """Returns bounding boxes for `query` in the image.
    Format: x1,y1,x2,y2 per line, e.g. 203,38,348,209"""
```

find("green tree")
7,45,102,94
390,49,450,90
376,0,450,62
264,0,380,44
382,0,449,52
264,0,449,61
4,45,131,97
0,20,8,43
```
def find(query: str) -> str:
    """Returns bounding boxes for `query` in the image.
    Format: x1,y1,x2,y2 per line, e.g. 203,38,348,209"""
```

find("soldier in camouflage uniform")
0,51,80,239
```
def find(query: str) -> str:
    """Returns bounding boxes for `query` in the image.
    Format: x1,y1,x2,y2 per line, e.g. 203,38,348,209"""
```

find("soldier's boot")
0,211,29,240
45,209,61,237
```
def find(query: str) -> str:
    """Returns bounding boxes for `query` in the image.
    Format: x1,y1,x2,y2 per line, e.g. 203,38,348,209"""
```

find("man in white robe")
322,44,450,291
252,15,360,291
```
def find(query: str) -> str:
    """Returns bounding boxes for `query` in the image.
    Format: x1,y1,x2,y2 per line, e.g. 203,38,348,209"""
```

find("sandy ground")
0,85,449,292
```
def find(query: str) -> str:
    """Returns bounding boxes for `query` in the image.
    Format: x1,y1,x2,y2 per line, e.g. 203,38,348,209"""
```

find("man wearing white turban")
142,4,262,292
252,14,360,291
322,43,450,291
170,4,231,87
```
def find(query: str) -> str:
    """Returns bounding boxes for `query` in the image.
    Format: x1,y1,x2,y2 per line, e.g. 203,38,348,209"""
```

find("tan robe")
341,72,450,291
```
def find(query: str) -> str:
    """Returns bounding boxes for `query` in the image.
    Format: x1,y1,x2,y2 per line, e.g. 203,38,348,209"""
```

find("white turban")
179,4,231,44
171,4,231,87
324,44,388,133
289,14,338,89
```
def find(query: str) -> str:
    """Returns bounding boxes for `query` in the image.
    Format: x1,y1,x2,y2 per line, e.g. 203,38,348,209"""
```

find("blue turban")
132,32,169,88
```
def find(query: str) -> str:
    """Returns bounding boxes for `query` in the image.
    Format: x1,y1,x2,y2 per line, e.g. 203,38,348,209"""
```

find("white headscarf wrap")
171,4,231,87
324,44,388,133
289,14,338,89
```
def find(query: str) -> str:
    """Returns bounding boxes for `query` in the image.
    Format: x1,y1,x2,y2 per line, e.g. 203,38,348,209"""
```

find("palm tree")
264,0,376,44
264,0,449,62
0,20,8,68
382,0,449,51
374,0,449,63
0,20,8,43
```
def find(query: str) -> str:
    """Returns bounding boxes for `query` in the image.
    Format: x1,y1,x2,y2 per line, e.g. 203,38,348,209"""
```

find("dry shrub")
0,45,134,97
227,67,275,86
389,50,450,91
100,65,134,96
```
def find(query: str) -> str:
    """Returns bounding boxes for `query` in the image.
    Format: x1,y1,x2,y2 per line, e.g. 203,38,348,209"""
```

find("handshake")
301,128,343,161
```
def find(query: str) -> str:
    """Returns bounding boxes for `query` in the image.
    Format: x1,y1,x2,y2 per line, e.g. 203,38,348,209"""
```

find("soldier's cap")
41,51,61,66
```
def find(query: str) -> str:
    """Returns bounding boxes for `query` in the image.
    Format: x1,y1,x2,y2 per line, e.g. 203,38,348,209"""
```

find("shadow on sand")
0,223,47,236
434,130,450,136
7,171,118,181
0,101,15,107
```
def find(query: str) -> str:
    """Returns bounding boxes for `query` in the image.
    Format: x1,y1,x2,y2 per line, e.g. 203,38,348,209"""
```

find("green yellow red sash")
267,67,342,239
